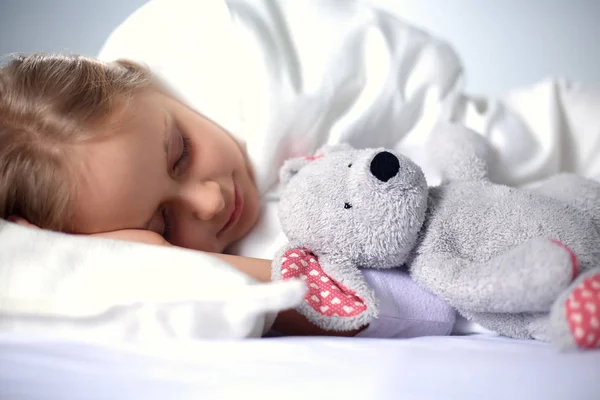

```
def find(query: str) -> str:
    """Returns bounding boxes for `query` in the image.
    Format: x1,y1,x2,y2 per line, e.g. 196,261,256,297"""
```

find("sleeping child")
0,50,459,337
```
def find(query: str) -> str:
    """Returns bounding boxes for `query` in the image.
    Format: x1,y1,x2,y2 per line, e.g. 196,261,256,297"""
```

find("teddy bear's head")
279,144,428,268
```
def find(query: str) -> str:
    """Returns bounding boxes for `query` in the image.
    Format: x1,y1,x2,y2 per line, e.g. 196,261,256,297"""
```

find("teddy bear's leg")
549,268,600,350
412,237,579,313
531,173,600,229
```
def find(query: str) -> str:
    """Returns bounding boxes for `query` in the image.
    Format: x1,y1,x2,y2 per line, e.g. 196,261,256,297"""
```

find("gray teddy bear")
272,123,600,350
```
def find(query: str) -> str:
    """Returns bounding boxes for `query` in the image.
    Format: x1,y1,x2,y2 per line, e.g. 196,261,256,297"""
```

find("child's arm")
92,229,364,337
9,220,364,336
92,229,274,282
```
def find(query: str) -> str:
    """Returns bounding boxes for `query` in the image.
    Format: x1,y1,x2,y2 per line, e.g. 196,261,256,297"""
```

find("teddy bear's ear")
279,156,315,186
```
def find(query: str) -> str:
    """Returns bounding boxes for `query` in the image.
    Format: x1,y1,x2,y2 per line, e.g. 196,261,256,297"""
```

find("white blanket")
99,0,600,264
1,0,600,342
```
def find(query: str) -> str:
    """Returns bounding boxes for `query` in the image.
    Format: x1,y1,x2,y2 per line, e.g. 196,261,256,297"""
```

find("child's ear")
279,157,314,186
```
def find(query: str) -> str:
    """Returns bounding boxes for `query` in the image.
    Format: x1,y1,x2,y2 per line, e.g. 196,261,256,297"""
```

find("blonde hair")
0,53,153,231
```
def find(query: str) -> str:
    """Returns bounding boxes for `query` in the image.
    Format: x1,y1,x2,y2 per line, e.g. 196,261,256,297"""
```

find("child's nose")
181,181,225,220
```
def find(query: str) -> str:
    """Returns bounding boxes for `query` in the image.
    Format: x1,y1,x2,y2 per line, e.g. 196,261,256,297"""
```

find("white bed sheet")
1,332,598,400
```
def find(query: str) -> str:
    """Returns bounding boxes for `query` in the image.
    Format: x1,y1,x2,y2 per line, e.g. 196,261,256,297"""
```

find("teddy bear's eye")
348,163,352,168
344,202,352,209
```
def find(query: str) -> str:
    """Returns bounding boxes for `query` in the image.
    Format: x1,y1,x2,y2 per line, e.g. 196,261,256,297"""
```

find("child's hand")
91,229,173,247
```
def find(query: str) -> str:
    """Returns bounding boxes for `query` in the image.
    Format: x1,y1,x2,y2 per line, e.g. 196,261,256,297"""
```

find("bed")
1,0,599,399
1,333,599,400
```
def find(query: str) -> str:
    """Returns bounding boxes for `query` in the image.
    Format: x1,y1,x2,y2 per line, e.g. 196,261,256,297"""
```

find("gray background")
1,0,599,96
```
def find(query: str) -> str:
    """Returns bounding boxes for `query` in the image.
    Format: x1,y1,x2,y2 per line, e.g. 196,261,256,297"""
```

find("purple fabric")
355,269,456,338
265,268,456,338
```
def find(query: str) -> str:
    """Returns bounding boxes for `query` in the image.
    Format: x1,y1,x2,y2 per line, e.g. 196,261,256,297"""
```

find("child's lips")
219,182,244,236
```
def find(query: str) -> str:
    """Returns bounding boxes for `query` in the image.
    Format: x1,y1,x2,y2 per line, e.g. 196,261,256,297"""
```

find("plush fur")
273,123,600,350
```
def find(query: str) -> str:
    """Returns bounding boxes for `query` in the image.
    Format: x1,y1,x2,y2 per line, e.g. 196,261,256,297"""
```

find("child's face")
72,90,260,253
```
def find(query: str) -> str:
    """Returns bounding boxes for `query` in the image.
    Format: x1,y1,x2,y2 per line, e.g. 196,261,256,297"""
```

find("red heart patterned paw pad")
281,248,367,317
565,273,600,349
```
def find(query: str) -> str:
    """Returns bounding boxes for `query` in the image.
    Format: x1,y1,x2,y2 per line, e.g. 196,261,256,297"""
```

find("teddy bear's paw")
564,272,600,349
550,269,600,350
281,248,368,319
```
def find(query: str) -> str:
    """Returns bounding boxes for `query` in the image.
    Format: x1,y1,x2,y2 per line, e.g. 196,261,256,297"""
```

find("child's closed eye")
173,134,191,173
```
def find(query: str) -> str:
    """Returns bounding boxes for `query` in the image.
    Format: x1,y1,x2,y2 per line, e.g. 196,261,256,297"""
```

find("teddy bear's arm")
427,123,492,183
411,237,578,313
271,245,379,332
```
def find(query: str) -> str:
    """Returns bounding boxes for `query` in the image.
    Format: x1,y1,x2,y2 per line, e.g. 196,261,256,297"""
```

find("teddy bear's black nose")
370,151,400,182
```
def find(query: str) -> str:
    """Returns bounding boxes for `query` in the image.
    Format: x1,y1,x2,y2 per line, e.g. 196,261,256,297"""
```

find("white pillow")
0,221,305,342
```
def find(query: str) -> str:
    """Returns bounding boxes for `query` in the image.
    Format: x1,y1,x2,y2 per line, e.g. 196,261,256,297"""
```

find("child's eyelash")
173,135,191,171
162,207,172,240
162,134,189,240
